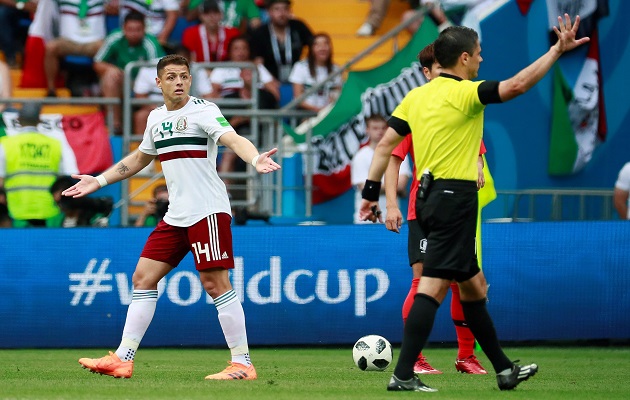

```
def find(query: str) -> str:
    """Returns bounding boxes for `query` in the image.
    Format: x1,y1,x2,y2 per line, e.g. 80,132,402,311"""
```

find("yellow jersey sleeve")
447,80,486,117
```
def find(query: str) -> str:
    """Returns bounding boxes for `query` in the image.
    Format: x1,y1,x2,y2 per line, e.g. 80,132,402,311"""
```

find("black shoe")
497,362,538,390
387,374,437,392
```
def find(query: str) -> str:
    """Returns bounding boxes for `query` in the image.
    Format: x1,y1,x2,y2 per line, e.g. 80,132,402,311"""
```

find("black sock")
393,293,440,380
461,298,512,373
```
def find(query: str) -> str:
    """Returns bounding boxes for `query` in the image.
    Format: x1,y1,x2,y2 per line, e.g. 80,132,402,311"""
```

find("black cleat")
497,362,538,390
387,374,437,392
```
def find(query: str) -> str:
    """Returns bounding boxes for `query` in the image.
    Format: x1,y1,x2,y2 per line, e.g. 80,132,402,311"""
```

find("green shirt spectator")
188,0,261,33
93,11,165,135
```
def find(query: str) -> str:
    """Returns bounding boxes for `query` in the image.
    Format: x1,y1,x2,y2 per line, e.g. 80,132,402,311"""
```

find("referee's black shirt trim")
439,73,502,105
388,116,410,137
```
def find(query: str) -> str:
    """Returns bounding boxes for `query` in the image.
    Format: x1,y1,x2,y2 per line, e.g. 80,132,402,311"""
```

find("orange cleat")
78,351,134,379
413,355,442,374
205,362,257,380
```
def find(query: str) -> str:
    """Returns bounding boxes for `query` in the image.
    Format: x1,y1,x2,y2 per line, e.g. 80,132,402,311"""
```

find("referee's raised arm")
497,14,590,102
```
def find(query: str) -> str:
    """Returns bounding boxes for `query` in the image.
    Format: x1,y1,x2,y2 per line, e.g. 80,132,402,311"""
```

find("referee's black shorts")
416,179,480,282
407,219,426,266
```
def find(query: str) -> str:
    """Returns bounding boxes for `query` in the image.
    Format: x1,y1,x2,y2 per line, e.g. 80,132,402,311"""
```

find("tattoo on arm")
116,162,130,176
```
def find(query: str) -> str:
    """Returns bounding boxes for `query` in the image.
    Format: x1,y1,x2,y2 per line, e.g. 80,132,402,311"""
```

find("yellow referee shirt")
391,74,486,182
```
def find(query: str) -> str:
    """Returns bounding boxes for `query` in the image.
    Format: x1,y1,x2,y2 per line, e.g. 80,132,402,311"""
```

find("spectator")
49,175,113,227
356,0,390,37
0,0,36,67
119,0,179,51
249,0,313,84
401,1,452,35
182,0,241,63
134,184,169,227
614,162,630,220
93,11,165,135
0,103,72,227
185,0,262,34
0,187,10,227
43,0,107,97
404,1,502,40
209,36,279,106
0,59,12,112
133,52,214,134
351,114,411,224
288,32,343,113
209,35,279,176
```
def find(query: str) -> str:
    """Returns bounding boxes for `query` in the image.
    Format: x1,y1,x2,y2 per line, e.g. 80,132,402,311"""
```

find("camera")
155,199,169,221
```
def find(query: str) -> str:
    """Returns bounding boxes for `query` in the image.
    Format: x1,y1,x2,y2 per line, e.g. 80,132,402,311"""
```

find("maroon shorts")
140,213,235,271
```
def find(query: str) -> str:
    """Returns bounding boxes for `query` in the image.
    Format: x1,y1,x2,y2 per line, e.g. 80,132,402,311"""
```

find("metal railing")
491,189,615,222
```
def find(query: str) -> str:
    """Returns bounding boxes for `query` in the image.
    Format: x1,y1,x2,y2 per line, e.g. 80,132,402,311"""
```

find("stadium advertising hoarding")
1,222,629,348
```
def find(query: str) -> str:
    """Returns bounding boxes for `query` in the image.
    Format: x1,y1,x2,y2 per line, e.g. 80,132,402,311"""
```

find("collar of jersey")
439,73,463,81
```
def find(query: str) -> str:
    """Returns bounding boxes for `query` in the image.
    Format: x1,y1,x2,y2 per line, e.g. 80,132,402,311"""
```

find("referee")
359,14,589,392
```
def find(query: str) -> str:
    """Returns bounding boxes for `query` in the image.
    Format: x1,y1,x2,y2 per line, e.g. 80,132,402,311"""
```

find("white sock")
115,290,157,362
214,289,251,366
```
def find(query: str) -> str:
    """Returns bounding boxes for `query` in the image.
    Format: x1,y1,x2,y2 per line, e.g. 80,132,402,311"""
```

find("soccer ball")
352,335,393,371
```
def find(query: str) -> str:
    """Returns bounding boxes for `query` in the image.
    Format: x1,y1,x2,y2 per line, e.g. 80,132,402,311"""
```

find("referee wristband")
96,174,108,188
361,179,381,202
251,155,260,168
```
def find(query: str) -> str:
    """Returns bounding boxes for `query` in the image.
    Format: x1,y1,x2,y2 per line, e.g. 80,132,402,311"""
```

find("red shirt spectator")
182,0,240,62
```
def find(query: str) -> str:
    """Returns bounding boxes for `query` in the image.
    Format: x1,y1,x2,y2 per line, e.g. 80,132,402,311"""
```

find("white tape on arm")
96,174,108,188
251,155,260,168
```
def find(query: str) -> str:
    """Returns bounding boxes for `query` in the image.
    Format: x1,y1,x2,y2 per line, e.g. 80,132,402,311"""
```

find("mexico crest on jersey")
176,116,188,132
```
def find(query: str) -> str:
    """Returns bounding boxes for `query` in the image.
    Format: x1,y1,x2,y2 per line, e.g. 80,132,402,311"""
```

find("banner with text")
1,223,629,348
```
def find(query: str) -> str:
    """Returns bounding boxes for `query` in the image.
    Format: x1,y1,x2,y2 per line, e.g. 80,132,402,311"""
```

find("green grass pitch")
1,347,630,399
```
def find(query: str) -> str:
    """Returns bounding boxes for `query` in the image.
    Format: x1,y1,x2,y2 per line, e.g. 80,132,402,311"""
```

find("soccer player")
63,54,280,380
384,43,487,375
360,14,589,392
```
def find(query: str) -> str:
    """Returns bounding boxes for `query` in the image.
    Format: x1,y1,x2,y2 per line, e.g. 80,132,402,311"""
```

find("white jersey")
615,162,630,219
210,64,274,97
57,0,107,43
351,144,411,224
120,0,180,37
288,60,343,109
138,96,234,227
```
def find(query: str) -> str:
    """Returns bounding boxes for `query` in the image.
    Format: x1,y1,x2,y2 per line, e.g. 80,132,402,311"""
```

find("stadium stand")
292,0,413,70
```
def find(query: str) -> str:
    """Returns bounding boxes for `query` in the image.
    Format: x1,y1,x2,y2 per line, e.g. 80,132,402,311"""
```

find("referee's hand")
359,200,382,223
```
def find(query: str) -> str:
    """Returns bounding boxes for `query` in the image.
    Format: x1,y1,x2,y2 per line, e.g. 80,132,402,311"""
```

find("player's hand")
477,167,485,190
61,174,100,198
385,206,403,233
359,199,382,223
552,14,591,54
255,148,281,174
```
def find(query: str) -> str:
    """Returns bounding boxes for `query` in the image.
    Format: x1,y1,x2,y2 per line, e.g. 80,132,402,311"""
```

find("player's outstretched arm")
62,150,155,198
498,14,590,102
219,131,280,174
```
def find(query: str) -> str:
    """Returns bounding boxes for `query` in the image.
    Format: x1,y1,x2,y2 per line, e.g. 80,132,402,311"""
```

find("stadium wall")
1,222,628,348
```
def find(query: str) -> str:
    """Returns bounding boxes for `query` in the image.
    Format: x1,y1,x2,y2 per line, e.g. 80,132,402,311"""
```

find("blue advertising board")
1,222,629,348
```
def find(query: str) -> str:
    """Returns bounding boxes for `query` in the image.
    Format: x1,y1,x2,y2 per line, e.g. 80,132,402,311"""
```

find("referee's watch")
16,1,25,10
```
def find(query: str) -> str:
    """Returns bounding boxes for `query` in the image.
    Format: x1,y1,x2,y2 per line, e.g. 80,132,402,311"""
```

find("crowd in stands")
0,0,495,227
0,0,346,133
